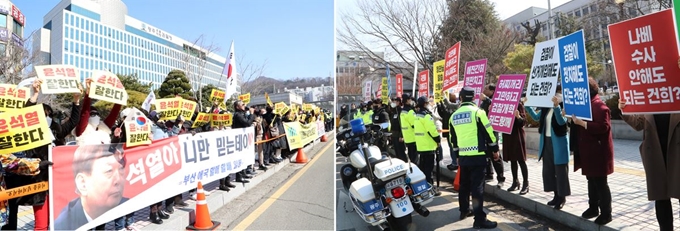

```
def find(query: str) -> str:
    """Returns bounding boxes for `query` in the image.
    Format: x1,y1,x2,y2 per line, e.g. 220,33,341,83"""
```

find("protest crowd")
338,12,680,229
0,64,334,231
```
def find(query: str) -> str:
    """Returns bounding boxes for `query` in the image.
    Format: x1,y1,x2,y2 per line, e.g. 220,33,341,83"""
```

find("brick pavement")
438,139,678,231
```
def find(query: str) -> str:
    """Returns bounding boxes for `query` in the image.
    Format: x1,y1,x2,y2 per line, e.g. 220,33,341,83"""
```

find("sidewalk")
437,138,675,231
15,131,334,230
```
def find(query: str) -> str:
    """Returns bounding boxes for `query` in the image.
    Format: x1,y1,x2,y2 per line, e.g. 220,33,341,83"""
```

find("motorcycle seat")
358,156,389,173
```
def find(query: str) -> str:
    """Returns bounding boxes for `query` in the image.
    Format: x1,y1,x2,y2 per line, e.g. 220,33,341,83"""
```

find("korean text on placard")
126,141,180,186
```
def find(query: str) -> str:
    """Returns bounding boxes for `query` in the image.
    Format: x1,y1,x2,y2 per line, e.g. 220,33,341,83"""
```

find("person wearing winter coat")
74,79,122,145
524,85,571,210
0,154,50,228
3,79,81,231
503,102,529,195
568,78,614,225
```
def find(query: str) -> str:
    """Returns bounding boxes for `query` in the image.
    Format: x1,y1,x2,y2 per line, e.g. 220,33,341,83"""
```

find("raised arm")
524,106,541,121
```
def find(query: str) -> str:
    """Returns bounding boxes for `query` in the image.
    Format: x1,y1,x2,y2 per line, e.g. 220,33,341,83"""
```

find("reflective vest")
414,111,439,152
449,103,498,157
354,111,363,121
400,109,416,143
362,110,374,125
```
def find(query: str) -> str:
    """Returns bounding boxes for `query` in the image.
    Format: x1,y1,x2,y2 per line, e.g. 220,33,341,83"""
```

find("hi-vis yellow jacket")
448,103,498,158
400,108,416,143
362,110,374,125
414,110,441,152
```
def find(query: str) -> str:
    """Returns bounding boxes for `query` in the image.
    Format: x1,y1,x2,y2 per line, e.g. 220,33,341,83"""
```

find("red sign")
608,9,680,114
376,83,382,99
444,42,461,91
11,5,24,26
417,70,429,98
396,74,403,98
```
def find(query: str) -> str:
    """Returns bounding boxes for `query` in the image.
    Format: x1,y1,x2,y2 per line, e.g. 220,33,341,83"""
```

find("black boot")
473,219,498,229
236,173,250,183
158,210,170,220
219,179,230,191
554,196,566,210
594,214,612,225
507,180,520,191
582,206,599,219
547,192,558,206
519,182,529,195
150,211,163,224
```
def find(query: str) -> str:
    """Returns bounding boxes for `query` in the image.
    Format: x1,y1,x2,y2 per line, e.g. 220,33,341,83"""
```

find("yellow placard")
274,102,290,115
34,65,81,94
88,71,129,105
0,105,54,155
180,100,197,118
0,84,30,111
192,112,211,128
433,59,445,103
124,120,152,148
265,92,273,106
303,104,313,111
238,93,251,105
210,113,233,128
209,89,225,103
381,77,389,105
154,98,182,120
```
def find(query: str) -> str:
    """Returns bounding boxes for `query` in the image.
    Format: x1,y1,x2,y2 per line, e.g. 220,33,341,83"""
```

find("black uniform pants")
486,153,505,182
655,199,680,231
459,164,487,222
405,142,418,164
418,151,435,184
391,136,407,162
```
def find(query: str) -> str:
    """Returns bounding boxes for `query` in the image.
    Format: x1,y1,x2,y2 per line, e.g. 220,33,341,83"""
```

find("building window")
0,15,6,28
85,20,89,31
12,20,22,36
574,10,581,17
582,7,589,15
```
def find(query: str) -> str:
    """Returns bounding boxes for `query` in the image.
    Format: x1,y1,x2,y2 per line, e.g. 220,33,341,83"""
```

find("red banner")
396,74,403,98
417,70,429,98
608,9,680,114
444,42,461,91
376,83,382,99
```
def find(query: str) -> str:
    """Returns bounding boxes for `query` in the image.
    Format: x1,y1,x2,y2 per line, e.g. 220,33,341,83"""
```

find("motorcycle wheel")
385,214,413,231
339,164,357,191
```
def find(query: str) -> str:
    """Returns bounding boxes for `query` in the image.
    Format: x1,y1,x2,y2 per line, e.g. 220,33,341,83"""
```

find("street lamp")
615,0,625,20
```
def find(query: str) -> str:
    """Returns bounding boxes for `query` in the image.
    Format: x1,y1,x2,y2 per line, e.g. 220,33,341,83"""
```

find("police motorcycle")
338,118,435,231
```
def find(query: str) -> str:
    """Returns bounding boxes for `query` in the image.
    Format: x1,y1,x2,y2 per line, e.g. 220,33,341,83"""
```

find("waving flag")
222,41,236,102
141,91,156,113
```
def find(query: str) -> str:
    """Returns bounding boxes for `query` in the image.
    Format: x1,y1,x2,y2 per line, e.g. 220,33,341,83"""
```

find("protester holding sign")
4,79,82,231
524,85,571,210
218,100,255,189
567,78,613,225
74,79,122,145
503,103,529,195
616,59,680,231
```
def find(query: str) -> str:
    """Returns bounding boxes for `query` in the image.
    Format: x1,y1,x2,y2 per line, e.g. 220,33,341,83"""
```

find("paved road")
212,141,335,230
336,151,529,231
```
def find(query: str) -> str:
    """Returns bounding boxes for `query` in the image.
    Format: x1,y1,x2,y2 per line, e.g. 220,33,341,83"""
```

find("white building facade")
34,0,234,90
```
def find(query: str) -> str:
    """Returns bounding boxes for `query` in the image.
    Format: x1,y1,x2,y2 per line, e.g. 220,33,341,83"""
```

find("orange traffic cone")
295,148,308,163
186,181,221,230
321,134,328,142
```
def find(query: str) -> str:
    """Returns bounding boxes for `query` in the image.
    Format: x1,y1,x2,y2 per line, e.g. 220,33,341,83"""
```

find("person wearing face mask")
2,79,80,231
400,94,418,164
362,101,374,126
388,97,407,162
414,96,442,194
218,100,255,190
74,78,122,145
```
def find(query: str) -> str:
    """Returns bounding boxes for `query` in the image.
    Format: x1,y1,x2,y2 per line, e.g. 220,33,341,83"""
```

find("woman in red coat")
568,78,614,226
503,102,529,195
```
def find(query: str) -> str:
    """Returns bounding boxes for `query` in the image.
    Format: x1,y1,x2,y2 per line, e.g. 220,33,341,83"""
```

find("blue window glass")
64,40,68,50
75,17,79,27
84,33,89,43
79,18,84,29
69,28,74,39
70,15,74,25
64,13,69,24
69,41,73,52
85,20,89,31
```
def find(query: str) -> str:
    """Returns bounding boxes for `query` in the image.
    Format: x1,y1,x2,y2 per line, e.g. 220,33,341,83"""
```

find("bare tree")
236,52,268,94
179,34,221,111
337,0,447,83
0,29,41,84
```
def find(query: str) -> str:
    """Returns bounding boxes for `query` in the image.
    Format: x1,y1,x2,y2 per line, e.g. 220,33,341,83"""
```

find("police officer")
362,101,374,126
388,96,407,162
354,103,363,121
414,96,441,188
371,99,389,125
449,87,499,229
400,94,418,164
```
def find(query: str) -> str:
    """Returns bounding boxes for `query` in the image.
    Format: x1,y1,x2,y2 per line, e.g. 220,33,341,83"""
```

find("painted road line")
526,153,645,177
440,190,518,231
231,141,333,230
